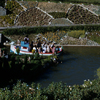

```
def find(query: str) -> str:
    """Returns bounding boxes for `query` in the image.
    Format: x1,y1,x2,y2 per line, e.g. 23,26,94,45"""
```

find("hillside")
67,5,100,24
0,1,100,27
0,1,24,27
15,7,54,26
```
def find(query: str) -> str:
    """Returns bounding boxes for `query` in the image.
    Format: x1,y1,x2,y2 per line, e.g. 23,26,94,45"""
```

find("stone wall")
0,6,6,16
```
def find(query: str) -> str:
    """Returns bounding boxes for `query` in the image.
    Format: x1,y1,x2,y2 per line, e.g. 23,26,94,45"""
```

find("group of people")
28,40,58,54
24,35,59,53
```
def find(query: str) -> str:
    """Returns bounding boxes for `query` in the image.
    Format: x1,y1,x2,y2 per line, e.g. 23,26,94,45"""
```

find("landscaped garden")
0,0,24,27
15,7,53,26
1,1,100,99
67,5,100,24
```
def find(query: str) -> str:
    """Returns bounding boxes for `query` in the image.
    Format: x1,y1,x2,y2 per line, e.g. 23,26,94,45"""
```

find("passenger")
52,46,55,53
28,44,32,52
37,40,41,48
55,46,59,52
47,43,50,53
35,46,38,53
33,45,36,51
30,41,33,49
42,45,47,53
38,47,42,53
41,41,46,49
50,43,55,53
41,43,44,49
51,43,54,48
24,35,29,43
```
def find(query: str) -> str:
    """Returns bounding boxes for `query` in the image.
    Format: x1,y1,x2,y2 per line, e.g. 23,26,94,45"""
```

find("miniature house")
0,6,6,16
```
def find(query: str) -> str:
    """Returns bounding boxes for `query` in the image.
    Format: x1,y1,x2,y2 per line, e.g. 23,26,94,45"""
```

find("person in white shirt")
42,46,47,53
33,45,36,51
47,43,50,53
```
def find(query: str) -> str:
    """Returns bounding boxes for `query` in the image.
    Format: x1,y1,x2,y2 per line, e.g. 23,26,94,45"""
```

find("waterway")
1,46,100,88
33,46,100,88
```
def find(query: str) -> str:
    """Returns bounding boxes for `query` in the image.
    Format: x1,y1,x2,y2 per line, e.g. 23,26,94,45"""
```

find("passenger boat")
10,41,63,56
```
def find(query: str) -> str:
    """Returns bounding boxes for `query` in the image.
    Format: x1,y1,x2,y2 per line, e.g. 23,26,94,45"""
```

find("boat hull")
10,45,63,56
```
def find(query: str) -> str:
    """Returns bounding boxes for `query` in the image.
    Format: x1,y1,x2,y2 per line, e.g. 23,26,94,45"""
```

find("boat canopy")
21,41,29,48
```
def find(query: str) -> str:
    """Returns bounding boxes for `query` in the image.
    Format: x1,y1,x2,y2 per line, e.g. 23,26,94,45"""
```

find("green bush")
2,25,100,35
0,79,100,99
68,30,85,38
16,47,20,54
49,12,66,18
1,15,14,25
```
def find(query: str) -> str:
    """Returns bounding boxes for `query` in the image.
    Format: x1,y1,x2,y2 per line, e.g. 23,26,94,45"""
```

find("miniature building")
0,6,6,16
0,33,10,46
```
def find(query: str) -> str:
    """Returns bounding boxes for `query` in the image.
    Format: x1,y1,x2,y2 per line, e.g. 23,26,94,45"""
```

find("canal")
33,46,100,88
1,46,100,88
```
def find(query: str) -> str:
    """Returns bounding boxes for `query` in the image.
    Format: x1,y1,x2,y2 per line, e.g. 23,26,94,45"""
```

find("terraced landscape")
1,1,100,26
67,5,100,24
15,7,54,26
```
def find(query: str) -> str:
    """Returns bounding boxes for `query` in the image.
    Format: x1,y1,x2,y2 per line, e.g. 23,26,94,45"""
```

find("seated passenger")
30,41,33,49
47,43,50,53
50,43,55,53
24,35,29,43
33,45,38,53
28,45,32,52
42,46,47,53
37,40,41,48
38,47,42,53
52,46,55,53
33,45,36,51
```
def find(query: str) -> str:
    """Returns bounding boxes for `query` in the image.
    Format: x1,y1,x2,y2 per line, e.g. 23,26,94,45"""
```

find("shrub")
49,12,66,18
68,30,85,38
16,47,20,54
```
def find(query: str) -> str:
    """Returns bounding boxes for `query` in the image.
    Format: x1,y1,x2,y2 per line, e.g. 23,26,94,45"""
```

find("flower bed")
15,7,53,26
67,5,100,24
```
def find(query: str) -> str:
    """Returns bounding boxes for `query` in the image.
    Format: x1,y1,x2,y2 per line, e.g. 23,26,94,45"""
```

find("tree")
0,0,5,7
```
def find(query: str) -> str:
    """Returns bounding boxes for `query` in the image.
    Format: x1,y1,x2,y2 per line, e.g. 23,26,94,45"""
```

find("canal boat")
10,41,63,56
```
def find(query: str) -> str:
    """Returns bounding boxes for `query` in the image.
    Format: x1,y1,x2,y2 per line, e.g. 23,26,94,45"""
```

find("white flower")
88,79,90,81
82,84,86,87
90,82,92,84
84,80,86,81
70,88,72,90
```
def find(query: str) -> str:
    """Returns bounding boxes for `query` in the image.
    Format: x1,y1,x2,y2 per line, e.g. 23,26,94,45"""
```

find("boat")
10,41,63,56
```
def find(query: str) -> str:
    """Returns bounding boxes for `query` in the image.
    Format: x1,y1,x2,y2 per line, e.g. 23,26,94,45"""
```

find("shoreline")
3,43,100,47
55,44,100,47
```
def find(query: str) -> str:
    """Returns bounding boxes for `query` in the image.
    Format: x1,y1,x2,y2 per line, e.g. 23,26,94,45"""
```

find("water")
33,46,100,87
1,46,100,88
